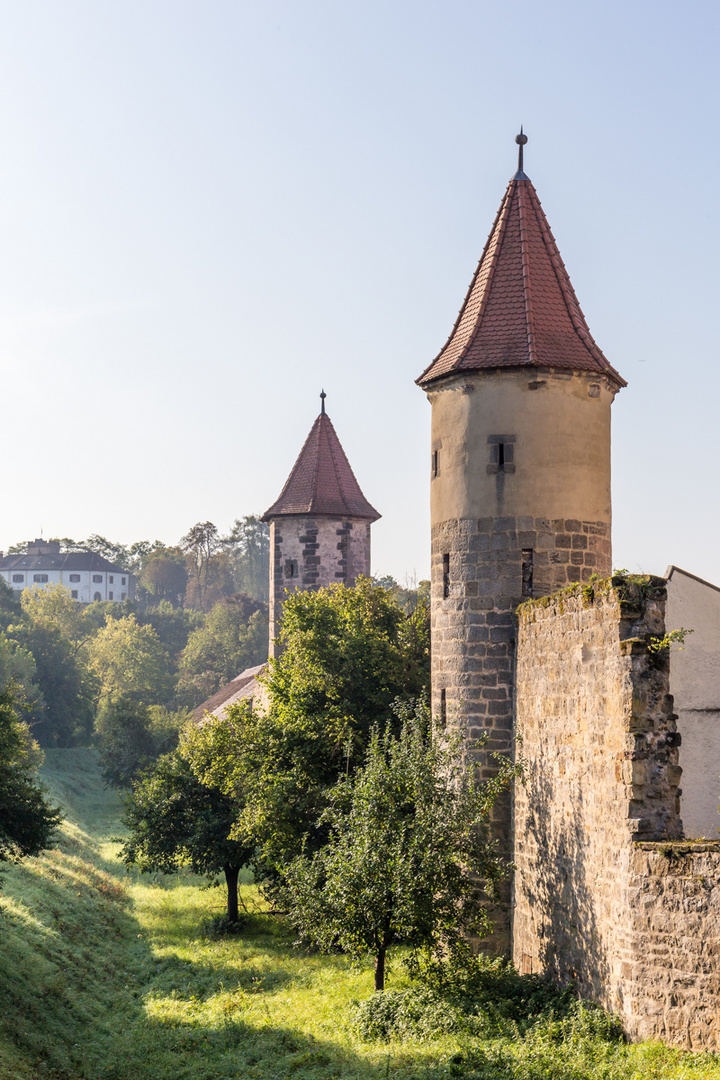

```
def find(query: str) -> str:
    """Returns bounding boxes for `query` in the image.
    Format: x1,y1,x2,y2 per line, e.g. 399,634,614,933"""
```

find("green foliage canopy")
175,594,268,707
85,615,173,705
194,578,430,872
282,701,519,991
122,719,253,921
0,687,61,864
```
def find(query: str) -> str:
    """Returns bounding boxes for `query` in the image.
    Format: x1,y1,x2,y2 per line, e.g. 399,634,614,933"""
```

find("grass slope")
0,750,718,1079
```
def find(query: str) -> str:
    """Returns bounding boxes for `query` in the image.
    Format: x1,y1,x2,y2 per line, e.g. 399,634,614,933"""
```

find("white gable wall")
666,566,720,839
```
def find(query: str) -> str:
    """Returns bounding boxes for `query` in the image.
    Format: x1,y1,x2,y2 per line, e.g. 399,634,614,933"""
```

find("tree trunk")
374,946,386,992
224,863,240,923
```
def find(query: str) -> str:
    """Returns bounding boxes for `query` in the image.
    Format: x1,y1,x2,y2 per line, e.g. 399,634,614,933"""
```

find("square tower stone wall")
268,516,372,656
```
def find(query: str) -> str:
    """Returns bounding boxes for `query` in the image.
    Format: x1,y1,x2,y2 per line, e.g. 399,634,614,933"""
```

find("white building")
0,539,136,603
666,564,720,839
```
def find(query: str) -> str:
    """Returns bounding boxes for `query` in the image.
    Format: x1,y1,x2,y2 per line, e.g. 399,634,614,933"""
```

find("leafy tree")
140,601,203,661
83,534,133,571
195,579,430,872
95,693,188,788
373,575,431,615
141,549,188,607
0,578,21,630
8,620,96,746
21,583,90,656
267,576,429,750
122,722,252,922
282,701,519,991
0,687,61,865
223,516,270,603
181,522,226,611
0,633,43,716
85,615,173,705
175,595,268,707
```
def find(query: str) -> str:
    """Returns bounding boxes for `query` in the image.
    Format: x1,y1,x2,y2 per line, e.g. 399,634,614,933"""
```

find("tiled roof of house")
262,409,380,522
417,166,626,389
0,550,132,575
192,663,268,722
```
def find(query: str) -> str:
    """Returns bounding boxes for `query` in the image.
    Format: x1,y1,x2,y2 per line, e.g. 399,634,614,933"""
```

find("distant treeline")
0,517,272,750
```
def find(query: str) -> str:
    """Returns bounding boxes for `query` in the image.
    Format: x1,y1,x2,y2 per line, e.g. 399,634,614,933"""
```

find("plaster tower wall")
429,368,616,774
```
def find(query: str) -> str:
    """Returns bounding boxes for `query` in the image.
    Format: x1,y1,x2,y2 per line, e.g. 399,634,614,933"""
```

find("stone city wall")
619,843,720,1050
512,577,720,1048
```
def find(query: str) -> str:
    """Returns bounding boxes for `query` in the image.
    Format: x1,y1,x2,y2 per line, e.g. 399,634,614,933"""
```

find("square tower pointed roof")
262,411,380,522
417,172,626,389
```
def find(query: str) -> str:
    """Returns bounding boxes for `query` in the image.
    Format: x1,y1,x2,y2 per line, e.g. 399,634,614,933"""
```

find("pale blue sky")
1,0,718,583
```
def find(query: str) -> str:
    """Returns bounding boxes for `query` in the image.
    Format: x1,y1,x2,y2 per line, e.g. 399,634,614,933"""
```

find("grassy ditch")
0,750,719,1079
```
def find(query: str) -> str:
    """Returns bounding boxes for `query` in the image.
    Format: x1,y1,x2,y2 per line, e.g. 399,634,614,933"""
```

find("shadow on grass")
0,846,398,1080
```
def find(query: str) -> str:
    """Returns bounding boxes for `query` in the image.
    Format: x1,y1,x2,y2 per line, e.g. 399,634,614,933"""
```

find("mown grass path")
1,750,720,1080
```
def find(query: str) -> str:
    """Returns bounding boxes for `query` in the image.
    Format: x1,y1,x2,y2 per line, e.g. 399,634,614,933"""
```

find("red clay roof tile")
262,411,380,522
417,173,626,389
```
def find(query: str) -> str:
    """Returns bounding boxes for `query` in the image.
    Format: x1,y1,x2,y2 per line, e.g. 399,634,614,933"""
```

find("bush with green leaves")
0,686,61,866
95,693,189,788
281,700,520,991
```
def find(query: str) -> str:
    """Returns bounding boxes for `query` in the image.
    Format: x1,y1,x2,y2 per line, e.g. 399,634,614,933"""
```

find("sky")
0,0,719,584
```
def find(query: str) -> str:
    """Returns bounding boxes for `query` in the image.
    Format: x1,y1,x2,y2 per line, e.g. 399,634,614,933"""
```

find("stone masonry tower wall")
267,515,372,656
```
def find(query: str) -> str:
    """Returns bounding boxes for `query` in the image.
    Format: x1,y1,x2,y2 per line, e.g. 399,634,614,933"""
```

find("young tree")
267,576,429,747
281,702,519,991
0,688,61,866
122,727,252,922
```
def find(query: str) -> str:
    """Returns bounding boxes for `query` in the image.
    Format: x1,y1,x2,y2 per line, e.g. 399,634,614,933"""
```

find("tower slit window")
439,688,447,728
442,553,450,598
521,549,534,598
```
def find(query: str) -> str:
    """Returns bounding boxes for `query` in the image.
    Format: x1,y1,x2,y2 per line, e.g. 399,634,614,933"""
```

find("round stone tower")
417,135,626,857
261,394,380,656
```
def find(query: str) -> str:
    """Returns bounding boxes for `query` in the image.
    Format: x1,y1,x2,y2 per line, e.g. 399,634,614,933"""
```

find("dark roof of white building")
0,550,133,576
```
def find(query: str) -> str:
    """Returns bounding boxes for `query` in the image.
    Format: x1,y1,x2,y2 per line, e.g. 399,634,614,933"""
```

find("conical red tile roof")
262,411,380,522
417,171,626,389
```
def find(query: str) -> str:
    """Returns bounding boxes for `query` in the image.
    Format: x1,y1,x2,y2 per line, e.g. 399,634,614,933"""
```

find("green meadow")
1,750,720,1080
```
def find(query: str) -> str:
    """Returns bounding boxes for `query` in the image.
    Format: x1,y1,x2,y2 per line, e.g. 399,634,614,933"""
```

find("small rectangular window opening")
439,689,447,729
432,449,439,478
487,434,516,474
521,549,534,598
71,590,78,599
285,559,298,579
442,553,450,599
